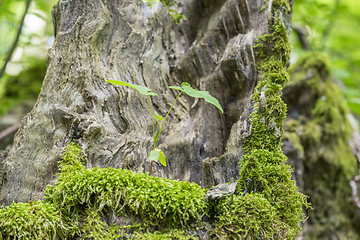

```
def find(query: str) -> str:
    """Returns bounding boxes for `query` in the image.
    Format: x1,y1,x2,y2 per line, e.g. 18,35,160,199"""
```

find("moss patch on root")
213,193,286,239
0,200,74,239
0,143,206,239
215,2,310,239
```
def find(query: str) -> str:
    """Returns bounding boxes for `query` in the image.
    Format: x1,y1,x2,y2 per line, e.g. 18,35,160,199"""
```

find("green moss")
0,143,207,239
131,230,193,239
47,143,206,238
229,2,310,239
213,194,278,239
213,192,306,239
272,0,291,12
46,145,206,229
260,0,291,12
0,200,75,239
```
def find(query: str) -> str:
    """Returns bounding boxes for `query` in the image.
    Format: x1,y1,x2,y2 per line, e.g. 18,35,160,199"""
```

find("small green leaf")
154,111,164,121
142,0,160,7
156,149,167,166
106,80,157,96
169,86,183,91
142,0,160,3
149,149,166,166
149,150,160,161
181,82,224,114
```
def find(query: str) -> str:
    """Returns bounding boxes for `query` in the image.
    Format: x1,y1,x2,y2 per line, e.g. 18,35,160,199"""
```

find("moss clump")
221,2,310,239
0,200,75,239
0,143,207,239
45,144,206,231
286,52,360,239
131,230,193,239
213,193,286,239
44,142,206,238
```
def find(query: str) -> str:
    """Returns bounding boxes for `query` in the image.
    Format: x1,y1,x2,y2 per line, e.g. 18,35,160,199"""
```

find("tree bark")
0,0,292,206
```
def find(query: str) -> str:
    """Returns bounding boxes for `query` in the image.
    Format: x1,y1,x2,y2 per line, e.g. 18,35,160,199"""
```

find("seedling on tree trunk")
106,80,223,175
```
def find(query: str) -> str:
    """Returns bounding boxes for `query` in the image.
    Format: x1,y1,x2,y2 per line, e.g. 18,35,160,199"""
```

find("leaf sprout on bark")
106,80,223,175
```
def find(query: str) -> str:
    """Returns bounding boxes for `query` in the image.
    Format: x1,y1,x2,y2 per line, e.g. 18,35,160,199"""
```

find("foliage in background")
291,0,360,117
0,0,56,116
0,59,46,116
0,0,55,61
285,52,360,239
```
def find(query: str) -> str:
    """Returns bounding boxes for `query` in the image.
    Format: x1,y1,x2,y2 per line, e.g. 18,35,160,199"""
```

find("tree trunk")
0,0,291,206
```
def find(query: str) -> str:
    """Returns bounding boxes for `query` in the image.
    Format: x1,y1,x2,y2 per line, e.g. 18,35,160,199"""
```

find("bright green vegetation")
213,193,284,239
291,0,360,118
107,80,223,175
45,143,206,230
0,201,69,239
0,0,55,113
0,0,55,67
0,142,206,239
130,230,193,240
286,52,360,239
214,2,311,239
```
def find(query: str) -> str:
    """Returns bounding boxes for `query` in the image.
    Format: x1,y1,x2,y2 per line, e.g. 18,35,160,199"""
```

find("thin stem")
153,121,160,149
147,95,155,147
147,95,155,176
0,0,32,81
149,161,153,176
149,91,183,176
156,91,183,141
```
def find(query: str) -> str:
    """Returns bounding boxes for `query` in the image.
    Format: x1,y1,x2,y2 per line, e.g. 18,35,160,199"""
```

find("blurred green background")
0,0,57,116
291,0,360,118
0,0,359,119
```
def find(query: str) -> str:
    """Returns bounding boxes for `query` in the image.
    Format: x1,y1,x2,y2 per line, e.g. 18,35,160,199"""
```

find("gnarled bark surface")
0,0,292,206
